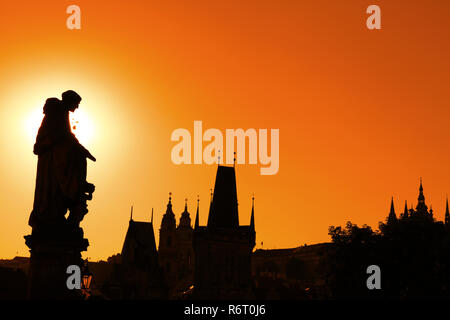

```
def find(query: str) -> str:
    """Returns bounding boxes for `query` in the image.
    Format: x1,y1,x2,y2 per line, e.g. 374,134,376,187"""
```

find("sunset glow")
2,1,450,263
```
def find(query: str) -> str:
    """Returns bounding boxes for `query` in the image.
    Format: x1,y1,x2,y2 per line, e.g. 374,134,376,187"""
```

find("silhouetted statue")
25,90,96,299
29,90,95,232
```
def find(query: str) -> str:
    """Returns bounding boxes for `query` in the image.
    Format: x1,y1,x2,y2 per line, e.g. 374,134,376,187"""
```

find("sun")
70,108,94,146
25,106,94,146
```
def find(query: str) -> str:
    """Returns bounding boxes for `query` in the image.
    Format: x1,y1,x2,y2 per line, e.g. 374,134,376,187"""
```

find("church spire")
166,192,174,213
387,196,397,224
445,196,450,225
420,177,423,190
418,177,425,202
195,195,200,229
416,177,428,214
402,200,409,219
161,192,176,230
250,194,255,230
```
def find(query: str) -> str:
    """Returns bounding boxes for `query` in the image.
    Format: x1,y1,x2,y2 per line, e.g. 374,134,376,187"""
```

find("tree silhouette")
327,216,450,299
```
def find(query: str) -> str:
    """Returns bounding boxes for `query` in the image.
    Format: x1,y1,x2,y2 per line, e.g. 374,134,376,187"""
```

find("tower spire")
166,192,173,213
418,177,425,202
445,196,449,225
195,195,200,229
387,196,397,224
130,205,133,222
416,177,428,214
250,194,255,230
151,208,154,224
403,200,409,219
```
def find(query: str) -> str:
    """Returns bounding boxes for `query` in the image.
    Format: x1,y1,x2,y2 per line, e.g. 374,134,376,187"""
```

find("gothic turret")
178,198,192,229
387,197,397,224
158,193,178,288
401,200,409,219
161,193,176,230
416,178,429,215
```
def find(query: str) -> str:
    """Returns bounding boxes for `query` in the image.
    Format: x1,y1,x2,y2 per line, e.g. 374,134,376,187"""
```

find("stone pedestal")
25,225,89,300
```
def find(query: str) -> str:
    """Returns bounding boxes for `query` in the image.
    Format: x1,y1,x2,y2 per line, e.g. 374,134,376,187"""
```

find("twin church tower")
121,165,256,299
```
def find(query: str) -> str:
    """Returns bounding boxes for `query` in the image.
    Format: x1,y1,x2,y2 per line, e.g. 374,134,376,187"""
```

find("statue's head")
62,90,82,112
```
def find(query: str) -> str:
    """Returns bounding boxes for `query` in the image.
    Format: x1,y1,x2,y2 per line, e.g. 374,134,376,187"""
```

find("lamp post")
81,259,93,299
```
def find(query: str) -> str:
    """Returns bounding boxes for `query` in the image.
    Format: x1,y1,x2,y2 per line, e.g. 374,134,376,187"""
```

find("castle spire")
418,177,425,203
416,177,428,214
195,195,200,229
161,192,176,230
387,196,397,224
403,200,409,219
445,196,449,225
166,192,173,213
250,194,255,230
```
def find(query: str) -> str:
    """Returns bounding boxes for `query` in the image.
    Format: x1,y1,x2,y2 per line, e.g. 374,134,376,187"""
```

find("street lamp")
82,272,92,290
81,259,93,299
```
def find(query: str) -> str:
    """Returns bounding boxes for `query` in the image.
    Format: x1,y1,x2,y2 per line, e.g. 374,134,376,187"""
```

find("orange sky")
1,1,450,260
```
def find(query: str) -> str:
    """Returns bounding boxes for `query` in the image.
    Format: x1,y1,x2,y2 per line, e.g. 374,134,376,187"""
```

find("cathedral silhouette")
385,178,450,224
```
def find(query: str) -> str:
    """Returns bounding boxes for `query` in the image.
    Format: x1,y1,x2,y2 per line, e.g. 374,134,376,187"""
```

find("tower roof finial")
195,195,200,229
130,205,133,222
151,208,154,224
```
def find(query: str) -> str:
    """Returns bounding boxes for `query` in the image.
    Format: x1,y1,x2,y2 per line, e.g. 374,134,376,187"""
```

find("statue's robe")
29,98,87,229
